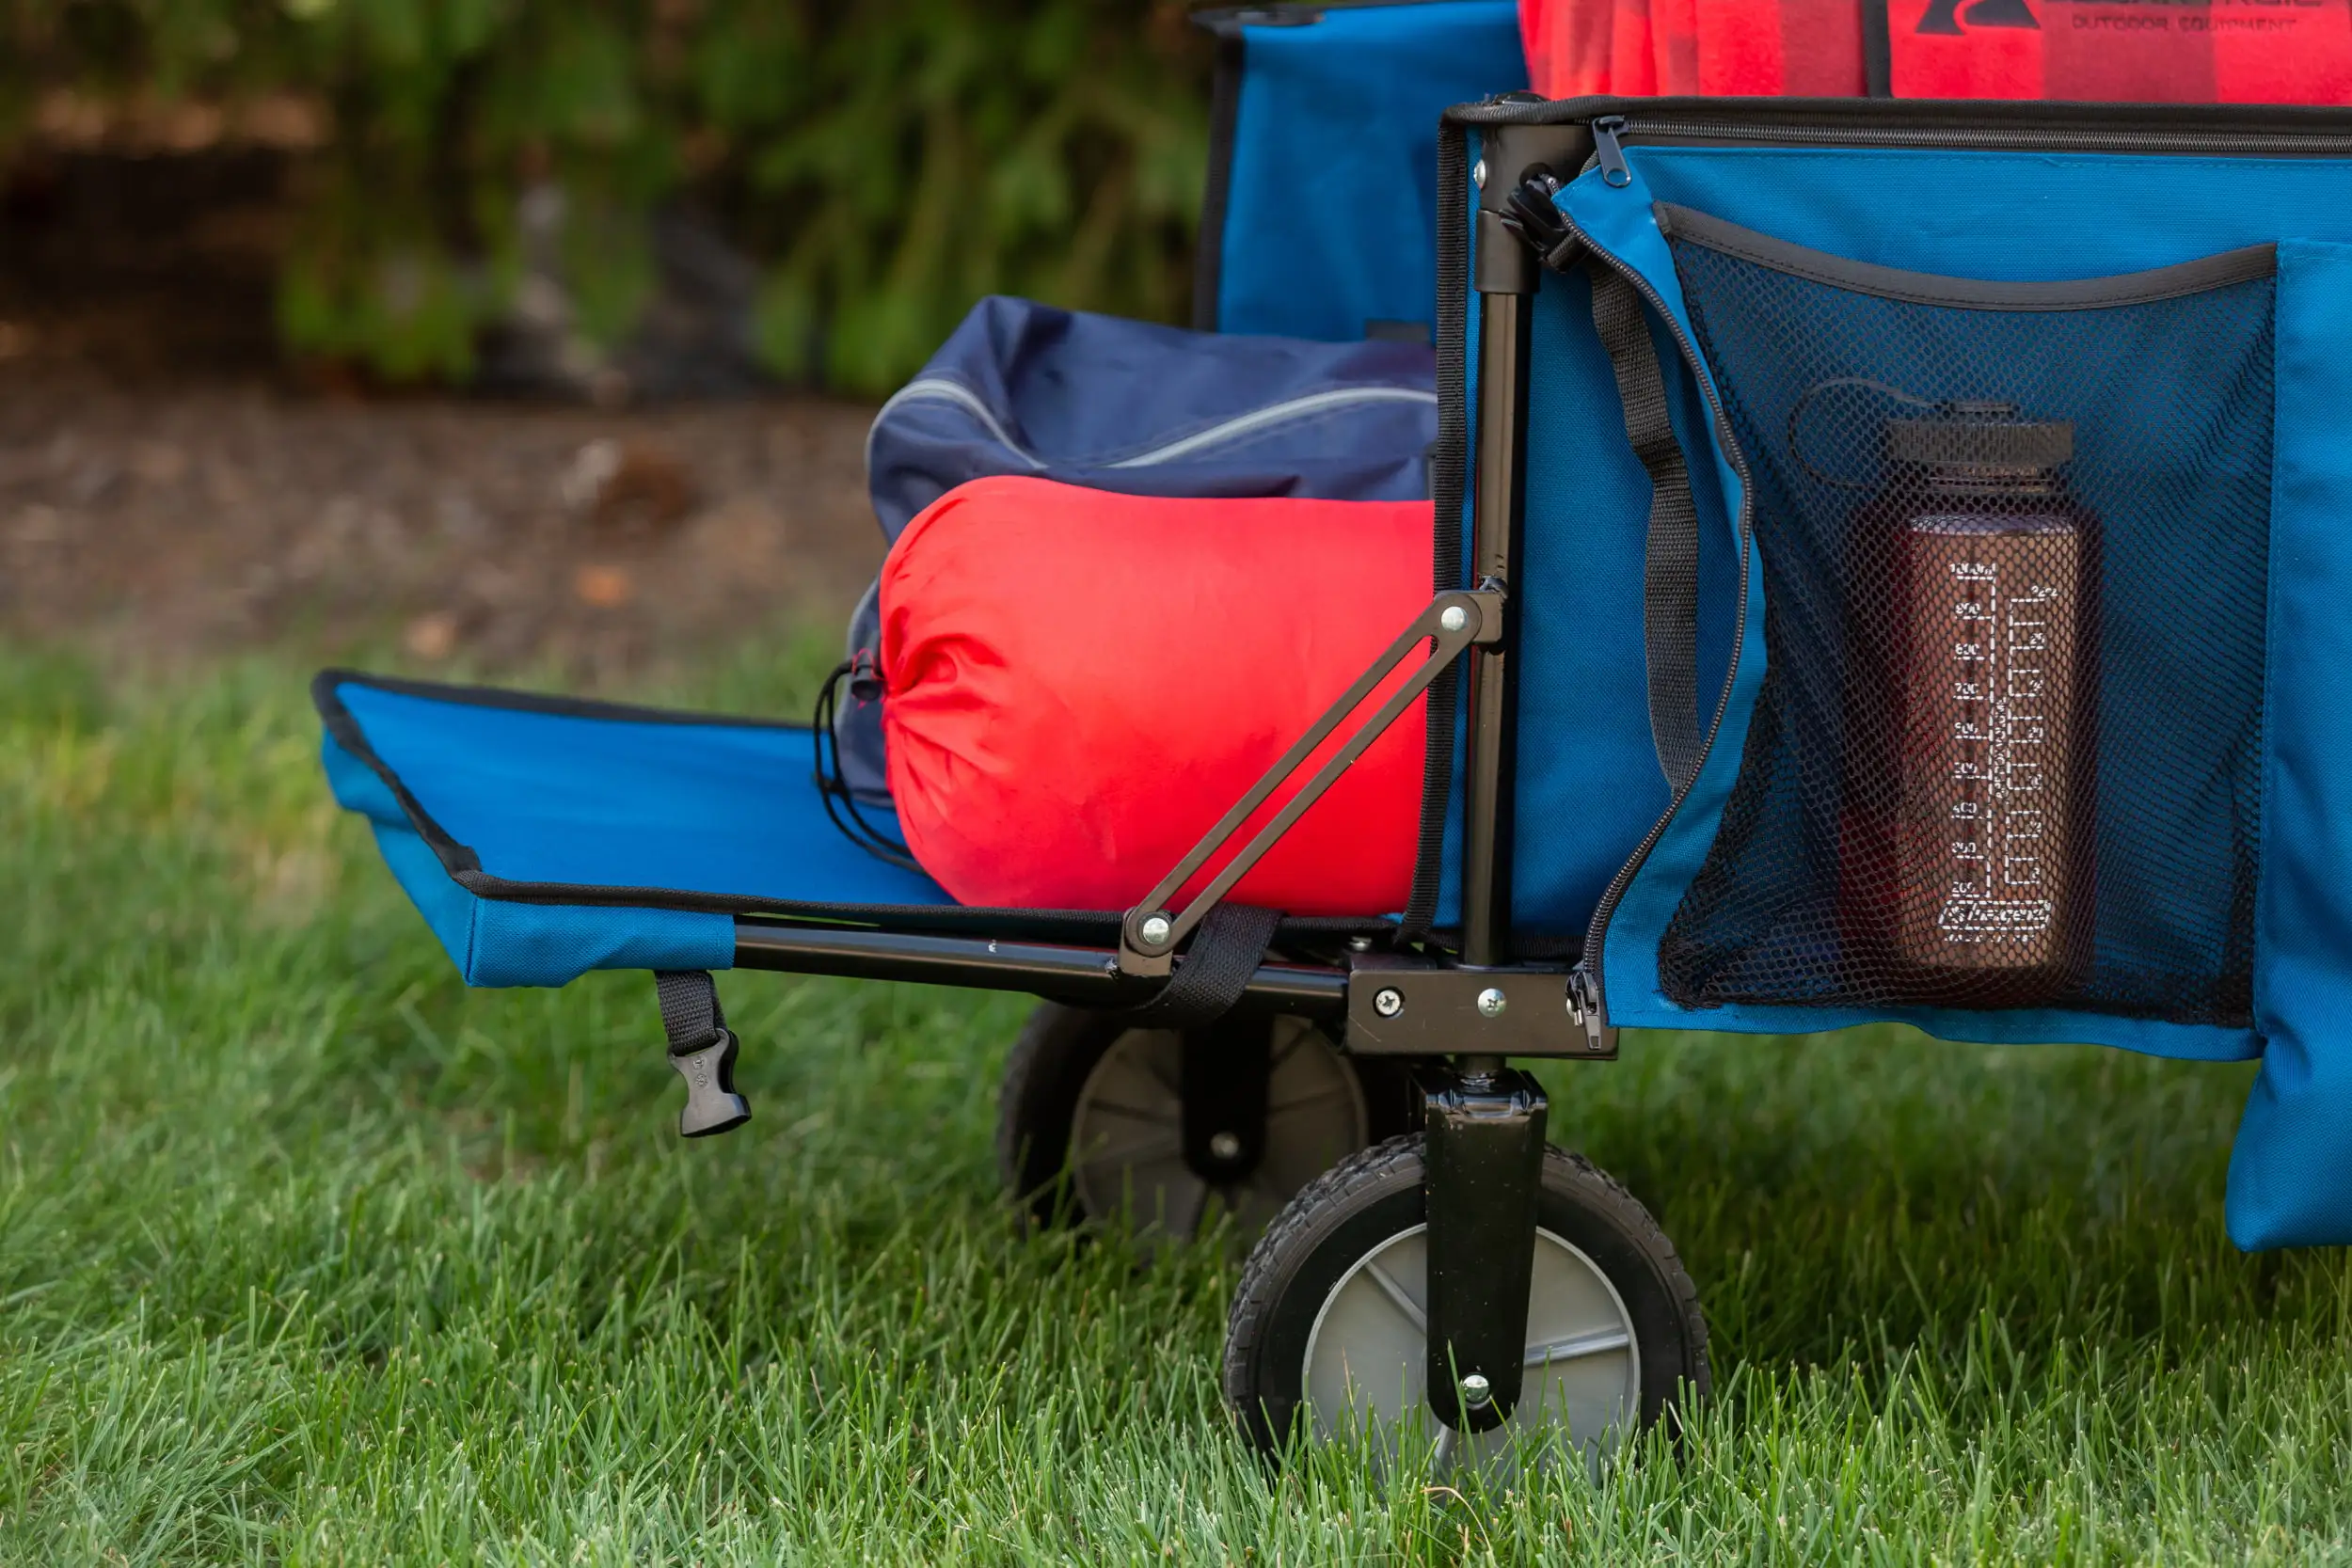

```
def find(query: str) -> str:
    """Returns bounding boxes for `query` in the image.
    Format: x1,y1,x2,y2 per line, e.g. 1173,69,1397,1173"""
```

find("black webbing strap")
1121,903,1283,1030
1587,261,1705,794
656,968,726,1052
654,970,751,1137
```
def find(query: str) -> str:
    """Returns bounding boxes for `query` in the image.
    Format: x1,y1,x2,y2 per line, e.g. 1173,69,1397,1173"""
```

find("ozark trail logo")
1916,0,2042,34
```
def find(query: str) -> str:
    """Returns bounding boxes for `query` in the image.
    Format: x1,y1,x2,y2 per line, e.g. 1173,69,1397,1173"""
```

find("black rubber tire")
1222,1133,1709,1458
995,1002,1414,1233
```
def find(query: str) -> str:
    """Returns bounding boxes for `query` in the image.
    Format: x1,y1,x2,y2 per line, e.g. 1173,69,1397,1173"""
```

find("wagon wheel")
1222,1135,1708,1469
997,1002,1413,1242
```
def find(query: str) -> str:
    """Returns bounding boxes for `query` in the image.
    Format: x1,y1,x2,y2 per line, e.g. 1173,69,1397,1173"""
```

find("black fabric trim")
1403,117,1472,941
313,669,1119,937
313,670,1398,943
1861,2,1892,100
1658,206,2276,311
316,668,804,730
1443,94,2352,139
1192,27,1247,331
1586,264,1703,791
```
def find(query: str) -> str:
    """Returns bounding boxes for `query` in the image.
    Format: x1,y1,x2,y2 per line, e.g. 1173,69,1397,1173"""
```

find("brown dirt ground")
0,148,888,686
0,363,888,685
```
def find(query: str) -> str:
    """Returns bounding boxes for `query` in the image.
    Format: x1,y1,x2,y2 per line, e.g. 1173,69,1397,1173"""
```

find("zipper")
867,378,1435,480
1591,116,1633,187
1556,204,1756,1036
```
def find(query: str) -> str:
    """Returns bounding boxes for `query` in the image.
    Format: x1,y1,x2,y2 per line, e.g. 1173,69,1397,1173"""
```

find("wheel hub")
1069,1017,1368,1240
1300,1222,1641,1467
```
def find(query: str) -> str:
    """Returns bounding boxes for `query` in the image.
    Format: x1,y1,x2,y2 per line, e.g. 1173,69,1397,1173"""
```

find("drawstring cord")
812,656,923,874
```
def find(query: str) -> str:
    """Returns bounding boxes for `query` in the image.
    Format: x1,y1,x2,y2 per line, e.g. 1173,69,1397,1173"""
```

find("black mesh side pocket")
1651,208,2274,1023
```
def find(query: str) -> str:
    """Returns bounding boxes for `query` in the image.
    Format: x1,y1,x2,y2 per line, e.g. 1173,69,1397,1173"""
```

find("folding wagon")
320,0,2352,1467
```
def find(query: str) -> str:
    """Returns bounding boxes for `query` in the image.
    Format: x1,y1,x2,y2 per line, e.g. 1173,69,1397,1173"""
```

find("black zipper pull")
1591,116,1632,188
1566,966,1617,1056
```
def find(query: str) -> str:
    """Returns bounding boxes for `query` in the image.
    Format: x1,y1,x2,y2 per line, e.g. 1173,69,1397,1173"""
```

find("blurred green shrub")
0,0,1212,392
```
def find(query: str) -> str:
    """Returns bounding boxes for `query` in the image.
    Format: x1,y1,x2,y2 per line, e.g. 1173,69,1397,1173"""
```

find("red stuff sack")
880,475,1432,915
1519,0,1867,96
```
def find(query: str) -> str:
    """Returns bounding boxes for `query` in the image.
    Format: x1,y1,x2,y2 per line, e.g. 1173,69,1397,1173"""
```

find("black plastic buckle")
670,1028,751,1138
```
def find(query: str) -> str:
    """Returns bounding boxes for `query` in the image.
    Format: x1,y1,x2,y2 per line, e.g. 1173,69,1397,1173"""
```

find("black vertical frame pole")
1461,176,1537,970
1420,130,1550,1436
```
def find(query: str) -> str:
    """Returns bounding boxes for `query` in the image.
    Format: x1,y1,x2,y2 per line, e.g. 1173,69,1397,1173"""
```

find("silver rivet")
1139,914,1172,946
1439,605,1470,634
1472,158,1488,189
1209,1131,1242,1162
1477,987,1507,1018
1347,935,1375,952
1374,988,1405,1019
1461,1372,1492,1407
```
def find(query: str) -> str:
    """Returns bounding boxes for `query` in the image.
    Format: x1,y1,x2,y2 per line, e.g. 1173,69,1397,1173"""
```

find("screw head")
1472,157,1488,189
1347,934,1375,952
1438,604,1470,634
1138,913,1172,947
1208,1131,1243,1162
1460,1372,1493,1407
1476,987,1507,1018
1373,987,1405,1019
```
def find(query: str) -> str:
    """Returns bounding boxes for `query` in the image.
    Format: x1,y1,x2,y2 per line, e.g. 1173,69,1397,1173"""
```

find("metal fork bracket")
1116,587,1504,978
1179,1015,1275,1182
1420,1060,1548,1433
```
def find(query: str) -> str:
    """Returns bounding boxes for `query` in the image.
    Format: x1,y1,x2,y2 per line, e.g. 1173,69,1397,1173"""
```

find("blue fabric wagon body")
316,8,2352,1253
1423,99,2352,1246
317,0,1506,969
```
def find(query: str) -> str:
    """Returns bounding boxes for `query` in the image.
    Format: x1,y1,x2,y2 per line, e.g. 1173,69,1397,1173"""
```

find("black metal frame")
1115,588,1502,977
733,915,1348,1015
708,116,1584,1441
1409,119,1557,1432
689,92,2352,1445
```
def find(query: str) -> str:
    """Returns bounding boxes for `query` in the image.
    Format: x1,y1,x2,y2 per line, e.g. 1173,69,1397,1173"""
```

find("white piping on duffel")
866,377,1048,482
1102,385,1438,468
866,379,1438,483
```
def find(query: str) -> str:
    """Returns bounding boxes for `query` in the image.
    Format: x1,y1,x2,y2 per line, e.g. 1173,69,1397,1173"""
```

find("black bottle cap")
1887,401,2073,471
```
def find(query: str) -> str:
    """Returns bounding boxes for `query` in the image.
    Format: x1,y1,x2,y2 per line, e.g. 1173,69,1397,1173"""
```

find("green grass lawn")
1,639,2348,1564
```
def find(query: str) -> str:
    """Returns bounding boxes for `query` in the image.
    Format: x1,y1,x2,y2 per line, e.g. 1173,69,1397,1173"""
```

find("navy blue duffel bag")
834,294,1440,800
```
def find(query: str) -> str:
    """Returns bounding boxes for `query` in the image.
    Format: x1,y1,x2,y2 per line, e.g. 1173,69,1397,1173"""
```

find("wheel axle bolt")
1374,987,1405,1019
1209,1131,1243,1162
1461,1372,1493,1408
1476,987,1507,1018
1438,604,1470,634
1138,913,1172,947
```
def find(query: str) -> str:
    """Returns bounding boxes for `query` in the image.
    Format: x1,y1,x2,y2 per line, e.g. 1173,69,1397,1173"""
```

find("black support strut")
1421,1062,1549,1432
1180,1016,1275,1183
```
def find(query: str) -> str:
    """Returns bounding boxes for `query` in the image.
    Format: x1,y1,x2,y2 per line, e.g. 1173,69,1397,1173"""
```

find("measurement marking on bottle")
1923,546,2072,949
